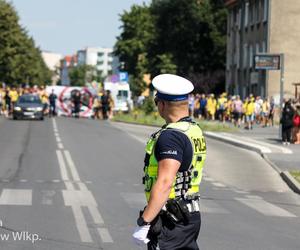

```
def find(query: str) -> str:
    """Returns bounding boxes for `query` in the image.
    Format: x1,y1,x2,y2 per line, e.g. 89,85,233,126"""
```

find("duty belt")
186,199,200,213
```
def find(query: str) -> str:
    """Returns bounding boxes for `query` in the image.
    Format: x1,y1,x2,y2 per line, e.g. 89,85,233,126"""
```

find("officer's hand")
132,225,150,246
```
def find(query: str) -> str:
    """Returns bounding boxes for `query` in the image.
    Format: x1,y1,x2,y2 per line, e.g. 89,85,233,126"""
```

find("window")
236,33,240,68
256,42,260,53
249,2,255,25
244,2,249,27
255,0,260,23
261,41,266,53
263,0,268,21
249,45,253,67
243,44,248,68
238,8,242,30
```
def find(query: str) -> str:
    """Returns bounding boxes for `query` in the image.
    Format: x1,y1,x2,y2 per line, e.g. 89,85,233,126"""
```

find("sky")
11,0,150,56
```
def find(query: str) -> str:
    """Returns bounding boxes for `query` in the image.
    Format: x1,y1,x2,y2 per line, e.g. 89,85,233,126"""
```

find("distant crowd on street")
0,85,114,120
187,92,300,144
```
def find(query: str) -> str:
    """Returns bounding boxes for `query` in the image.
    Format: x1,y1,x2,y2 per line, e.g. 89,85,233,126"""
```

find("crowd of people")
0,85,114,120
188,92,300,144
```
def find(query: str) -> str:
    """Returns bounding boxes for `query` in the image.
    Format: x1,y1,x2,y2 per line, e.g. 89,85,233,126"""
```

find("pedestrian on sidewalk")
268,96,275,126
281,100,295,145
292,104,300,144
245,97,255,130
233,95,243,127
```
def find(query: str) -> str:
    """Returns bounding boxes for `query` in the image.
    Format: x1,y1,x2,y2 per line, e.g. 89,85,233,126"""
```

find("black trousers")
282,126,292,142
147,212,201,250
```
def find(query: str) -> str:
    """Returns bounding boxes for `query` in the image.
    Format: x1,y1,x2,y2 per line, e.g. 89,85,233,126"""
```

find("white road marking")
242,137,293,154
199,199,230,214
56,150,74,190
36,179,45,183
62,190,97,207
120,192,147,208
97,228,113,243
88,206,104,224
234,190,250,194
72,206,93,243
236,198,297,217
53,121,111,243
203,177,214,182
63,150,88,191
212,182,226,187
52,179,60,183
0,189,32,206
2,179,10,183
19,179,28,183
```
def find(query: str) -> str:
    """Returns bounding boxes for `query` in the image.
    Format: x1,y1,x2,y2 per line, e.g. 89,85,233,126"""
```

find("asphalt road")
0,117,299,250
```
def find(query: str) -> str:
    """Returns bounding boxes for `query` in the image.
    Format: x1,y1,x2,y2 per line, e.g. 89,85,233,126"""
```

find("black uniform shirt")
154,117,193,172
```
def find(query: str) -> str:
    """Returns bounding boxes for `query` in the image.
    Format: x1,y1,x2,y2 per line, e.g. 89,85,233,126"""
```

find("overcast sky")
11,0,150,56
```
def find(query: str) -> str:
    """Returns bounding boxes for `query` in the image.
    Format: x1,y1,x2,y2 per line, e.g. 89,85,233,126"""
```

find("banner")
46,86,97,118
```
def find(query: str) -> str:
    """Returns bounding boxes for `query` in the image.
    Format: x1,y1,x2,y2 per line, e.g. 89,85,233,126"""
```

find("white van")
104,81,133,112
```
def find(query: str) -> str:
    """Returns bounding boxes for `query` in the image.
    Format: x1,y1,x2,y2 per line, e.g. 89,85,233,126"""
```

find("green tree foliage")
68,64,96,87
149,0,227,91
114,0,227,95
115,4,155,96
0,0,51,86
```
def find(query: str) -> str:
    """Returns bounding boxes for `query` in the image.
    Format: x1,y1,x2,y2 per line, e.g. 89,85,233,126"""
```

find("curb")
280,171,300,195
204,132,300,195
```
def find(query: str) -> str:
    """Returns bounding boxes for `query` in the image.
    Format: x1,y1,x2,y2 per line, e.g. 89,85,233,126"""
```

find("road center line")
56,150,74,190
72,206,93,243
97,228,113,243
63,150,88,191
88,206,104,224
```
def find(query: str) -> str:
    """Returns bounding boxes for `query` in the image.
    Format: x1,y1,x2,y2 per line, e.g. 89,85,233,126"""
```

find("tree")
68,65,95,87
114,4,155,96
115,0,227,95
0,0,51,86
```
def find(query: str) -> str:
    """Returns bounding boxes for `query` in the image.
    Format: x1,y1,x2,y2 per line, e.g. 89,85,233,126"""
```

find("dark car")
13,94,44,120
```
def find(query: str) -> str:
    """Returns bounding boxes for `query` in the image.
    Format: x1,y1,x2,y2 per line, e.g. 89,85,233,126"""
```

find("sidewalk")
204,122,300,194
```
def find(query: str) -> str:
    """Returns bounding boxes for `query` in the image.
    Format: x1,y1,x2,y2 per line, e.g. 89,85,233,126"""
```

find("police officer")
132,74,207,249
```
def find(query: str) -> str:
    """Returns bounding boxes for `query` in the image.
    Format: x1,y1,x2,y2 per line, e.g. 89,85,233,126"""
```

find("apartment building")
77,47,119,78
42,51,62,85
225,0,300,100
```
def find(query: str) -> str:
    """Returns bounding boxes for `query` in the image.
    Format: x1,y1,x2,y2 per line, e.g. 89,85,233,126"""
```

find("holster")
165,199,190,224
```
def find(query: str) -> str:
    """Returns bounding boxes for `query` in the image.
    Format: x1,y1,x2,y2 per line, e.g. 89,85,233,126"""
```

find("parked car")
13,94,44,120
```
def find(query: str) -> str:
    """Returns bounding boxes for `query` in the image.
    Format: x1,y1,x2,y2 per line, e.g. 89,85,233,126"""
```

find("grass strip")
112,111,237,132
290,171,300,184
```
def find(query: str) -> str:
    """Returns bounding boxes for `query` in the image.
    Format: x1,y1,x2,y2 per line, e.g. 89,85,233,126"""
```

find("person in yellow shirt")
245,97,255,129
207,94,217,120
9,87,19,112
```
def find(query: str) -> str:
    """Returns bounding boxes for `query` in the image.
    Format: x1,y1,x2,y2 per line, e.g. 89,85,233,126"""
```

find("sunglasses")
154,97,161,106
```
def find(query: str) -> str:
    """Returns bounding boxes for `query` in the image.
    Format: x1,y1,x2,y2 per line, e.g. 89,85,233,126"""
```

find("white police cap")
152,74,194,101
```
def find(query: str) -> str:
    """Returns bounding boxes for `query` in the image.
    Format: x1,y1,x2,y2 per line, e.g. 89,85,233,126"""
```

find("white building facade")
77,47,119,78
42,51,62,85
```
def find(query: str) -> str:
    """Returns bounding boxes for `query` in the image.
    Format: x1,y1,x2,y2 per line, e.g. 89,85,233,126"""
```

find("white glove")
132,225,150,246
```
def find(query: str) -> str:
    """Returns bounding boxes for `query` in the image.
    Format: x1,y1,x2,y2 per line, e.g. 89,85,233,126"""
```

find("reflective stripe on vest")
143,121,206,202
